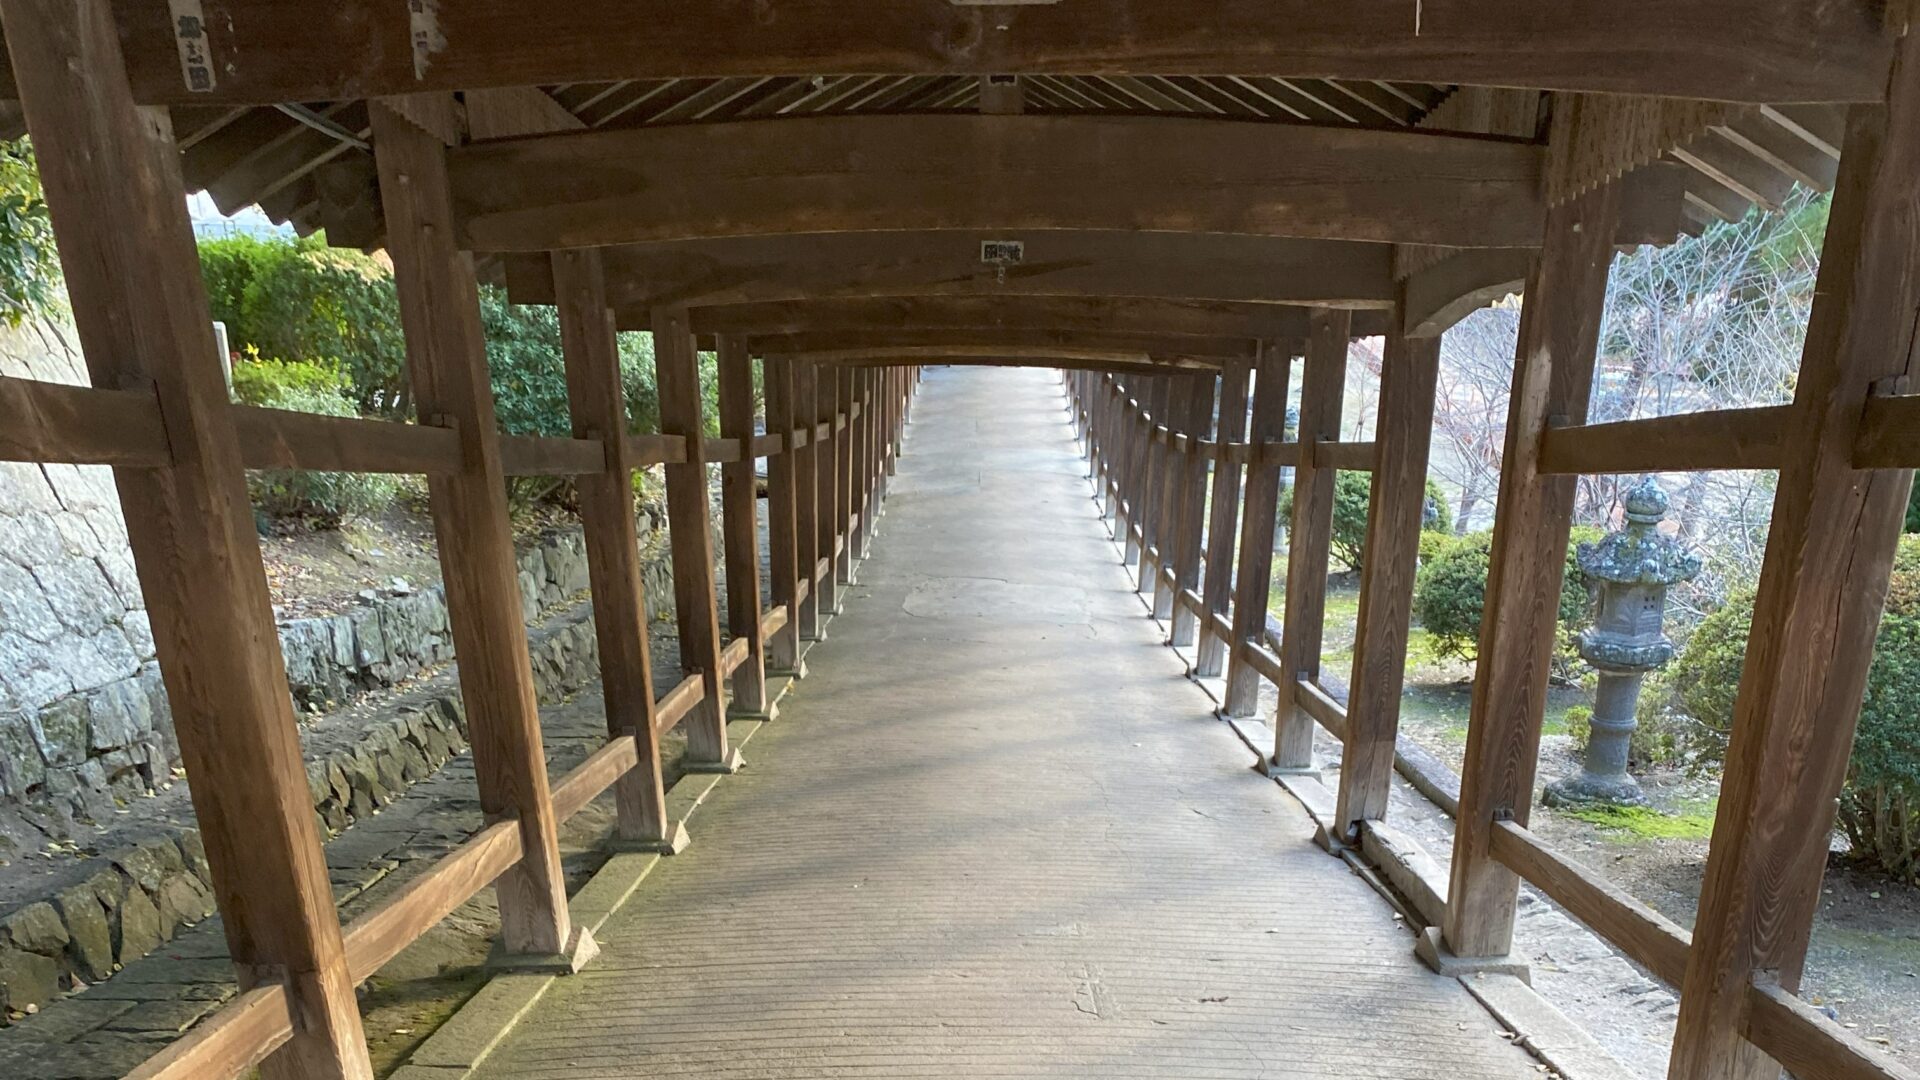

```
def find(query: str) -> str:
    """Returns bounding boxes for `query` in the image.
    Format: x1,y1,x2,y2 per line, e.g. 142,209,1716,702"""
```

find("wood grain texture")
0,376,169,465
764,357,805,669
1195,361,1252,676
121,985,296,1080
1442,166,1619,962
1488,820,1690,988
554,248,671,846
0,1,370,1072
452,115,1545,251
1537,405,1794,475
1270,312,1350,764
1222,341,1299,718
1335,329,1441,838
717,335,769,715
652,307,733,766
61,1,1889,107
1671,34,1920,1080
341,820,524,980
375,102,574,962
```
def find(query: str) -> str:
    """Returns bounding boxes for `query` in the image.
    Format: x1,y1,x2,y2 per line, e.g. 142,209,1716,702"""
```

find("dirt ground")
1288,574,1920,1066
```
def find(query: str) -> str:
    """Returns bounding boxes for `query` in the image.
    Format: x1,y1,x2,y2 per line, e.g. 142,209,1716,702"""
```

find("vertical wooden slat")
1670,36,1920,1080
2,2,373,1073
1271,313,1352,768
1333,328,1442,840
1148,376,1186,613
852,366,871,560
835,366,856,585
1120,376,1148,566
1168,373,1217,647
1196,361,1253,677
764,356,806,674
1221,342,1297,719
552,249,676,851
651,307,740,772
813,363,842,615
373,103,589,969
716,335,770,718
793,361,823,639
1134,376,1169,581
1439,177,1620,964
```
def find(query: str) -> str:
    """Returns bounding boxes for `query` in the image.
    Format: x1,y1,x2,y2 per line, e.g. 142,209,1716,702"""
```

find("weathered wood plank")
60,1,1890,107
1670,33,1920,1080
764,357,805,674
453,115,1546,251
689,296,1324,341
1221,341,1299,718
1488,820,1690,987
1537,406,1794,475
717,335,770,717
340,819,523,980
1195,361,1251,677
0,1,371,1072
122,985,296,1080
1744,980,1920,1080
0,376,169,465
373,101,582,966
1167,373,1216,646
553,248,673,849
749,328,1256,362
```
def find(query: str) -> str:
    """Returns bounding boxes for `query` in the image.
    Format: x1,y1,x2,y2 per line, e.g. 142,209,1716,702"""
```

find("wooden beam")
507,231,1399,310
652,307,739,772
834,366,856,585
744,327,1257,360
1537,406,1795,475
453,116,1544,251
1166,373,1216,645
553,248,675,851
1400,248,1531,338
1852,394,1920,468
50,1,1890,106
1195,360,1251,677
1221,341,1299,717
1441,157,1619,966
122,986,297,1080
0,376,169,466
1744,980,1920,1080
1335,328,1441,839
691,296,1325,343
785,344,1216,368
1670,34,1920,1080
1266,313,1349,760
0,2,371,1075
372,102,586,968
1488,820,1690,987
717,335,771,718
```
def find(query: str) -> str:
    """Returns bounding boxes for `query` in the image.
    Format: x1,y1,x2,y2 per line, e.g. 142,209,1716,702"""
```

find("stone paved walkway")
462,367,1541,1080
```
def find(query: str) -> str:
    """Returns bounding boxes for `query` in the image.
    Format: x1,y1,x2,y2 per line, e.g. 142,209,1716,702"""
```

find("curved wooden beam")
500,232,1400,309
27,1,1889,106
1400,248,1533,337
451,115,1544,250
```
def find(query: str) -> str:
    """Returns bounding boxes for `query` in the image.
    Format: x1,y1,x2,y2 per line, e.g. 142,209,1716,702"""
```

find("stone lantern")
1545,478,1701,807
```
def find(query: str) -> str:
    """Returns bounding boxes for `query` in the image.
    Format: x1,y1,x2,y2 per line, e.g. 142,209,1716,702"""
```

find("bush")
1666,535,1920,881
236,358,403,526
238,241,409,415
0,137,60,325
1413,527,1597,666
1280,473,1452,574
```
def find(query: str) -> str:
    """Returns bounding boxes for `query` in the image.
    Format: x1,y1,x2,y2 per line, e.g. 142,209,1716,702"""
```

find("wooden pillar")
552,250,676,852
650,307,740,772
1140,376,1177,601
2,3,373,1073
813,363,842,616
1670,38,1920,1080
716,335,770,719
1270,313,1353,768
764,356,807,673
1103,377,1125,527
1168,373,1217,647
853,366,872,559
835,366,855,584
1125,377,1159,571
373,104,589,968
1221,341,1298,719
1437,172,1620,965
1332,327,1442,840
791,361,823,640
1196,361,1253,677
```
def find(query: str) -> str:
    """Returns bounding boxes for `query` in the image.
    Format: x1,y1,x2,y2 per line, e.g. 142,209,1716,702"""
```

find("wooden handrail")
0,376,170,466
340,819,524,981
1537,405,1794,475
652,673,706,737
497,433,605,476
1293,677,1349,740
1745,979,1920,1080
122,984,297,1080
549,736,642,824
1313,439,1376,471
719,636,751,678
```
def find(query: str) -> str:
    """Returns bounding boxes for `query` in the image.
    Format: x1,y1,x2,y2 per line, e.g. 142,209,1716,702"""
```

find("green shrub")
196,233,277,338
0,137,60,325
1412,527,1596,666
1666,535,1920,881
1279,473,1452,574
231,239,409,415
239,369,402,527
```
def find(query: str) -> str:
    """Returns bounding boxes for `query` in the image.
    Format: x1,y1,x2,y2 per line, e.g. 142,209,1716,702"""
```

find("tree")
0,137,60,325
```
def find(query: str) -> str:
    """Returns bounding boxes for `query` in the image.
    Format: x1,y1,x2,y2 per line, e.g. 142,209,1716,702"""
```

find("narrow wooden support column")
373,104,590,970
716,335,771,719
1271,313,1353,768
1128,377,1163,573
3,3,373,1073
1221,341,1298,719
885,366,900,479
1142,377,1179,603
650,307,740,772
1103,377,1125,526
1670,39,1920,1080
792,360,823,639
764,356,807,674
1168,373,1217,646
834,366,855,584
552,249,677,852
1333,327,1442,840
851,366,872,559
812,362,842,615
1437,179,1620,966
1196,361,1253,676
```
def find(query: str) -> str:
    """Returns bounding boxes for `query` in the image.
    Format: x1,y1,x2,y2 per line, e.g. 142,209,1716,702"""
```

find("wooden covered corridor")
0,2,1917,1079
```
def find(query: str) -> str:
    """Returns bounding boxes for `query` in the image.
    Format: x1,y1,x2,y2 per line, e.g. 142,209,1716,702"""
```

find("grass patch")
1558,803,1716,841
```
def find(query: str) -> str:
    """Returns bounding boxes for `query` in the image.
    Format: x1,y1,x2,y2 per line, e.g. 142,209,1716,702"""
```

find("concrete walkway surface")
461,366,1540,1079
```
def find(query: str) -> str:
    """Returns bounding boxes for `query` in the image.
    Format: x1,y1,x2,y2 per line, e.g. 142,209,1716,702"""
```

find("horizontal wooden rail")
1487,818,1690,986
1257,439,1306,469
0,376,170,466
1206,609,1232,646
719,636,751,678
122,983,296,1080
549,735,642,824
1177,587,1206,619
705,436,745,464
236,407,463,475
1745,978,1920,1080
751,433,785,458
1293,677,1349,740
1853,395,1920,469
652,672,705,737
1537,405,1794,475
341,818,523,981
760,603,789,640
1239,640,1288,686
627,433,689,466
497,433,605,476
1313,439,1377,472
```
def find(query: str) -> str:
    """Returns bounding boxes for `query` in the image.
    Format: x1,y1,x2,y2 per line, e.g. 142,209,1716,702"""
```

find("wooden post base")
729,702,781,722
608,820,691,856
487,925,601,975
1414,926,1531,983
683,747,747,775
